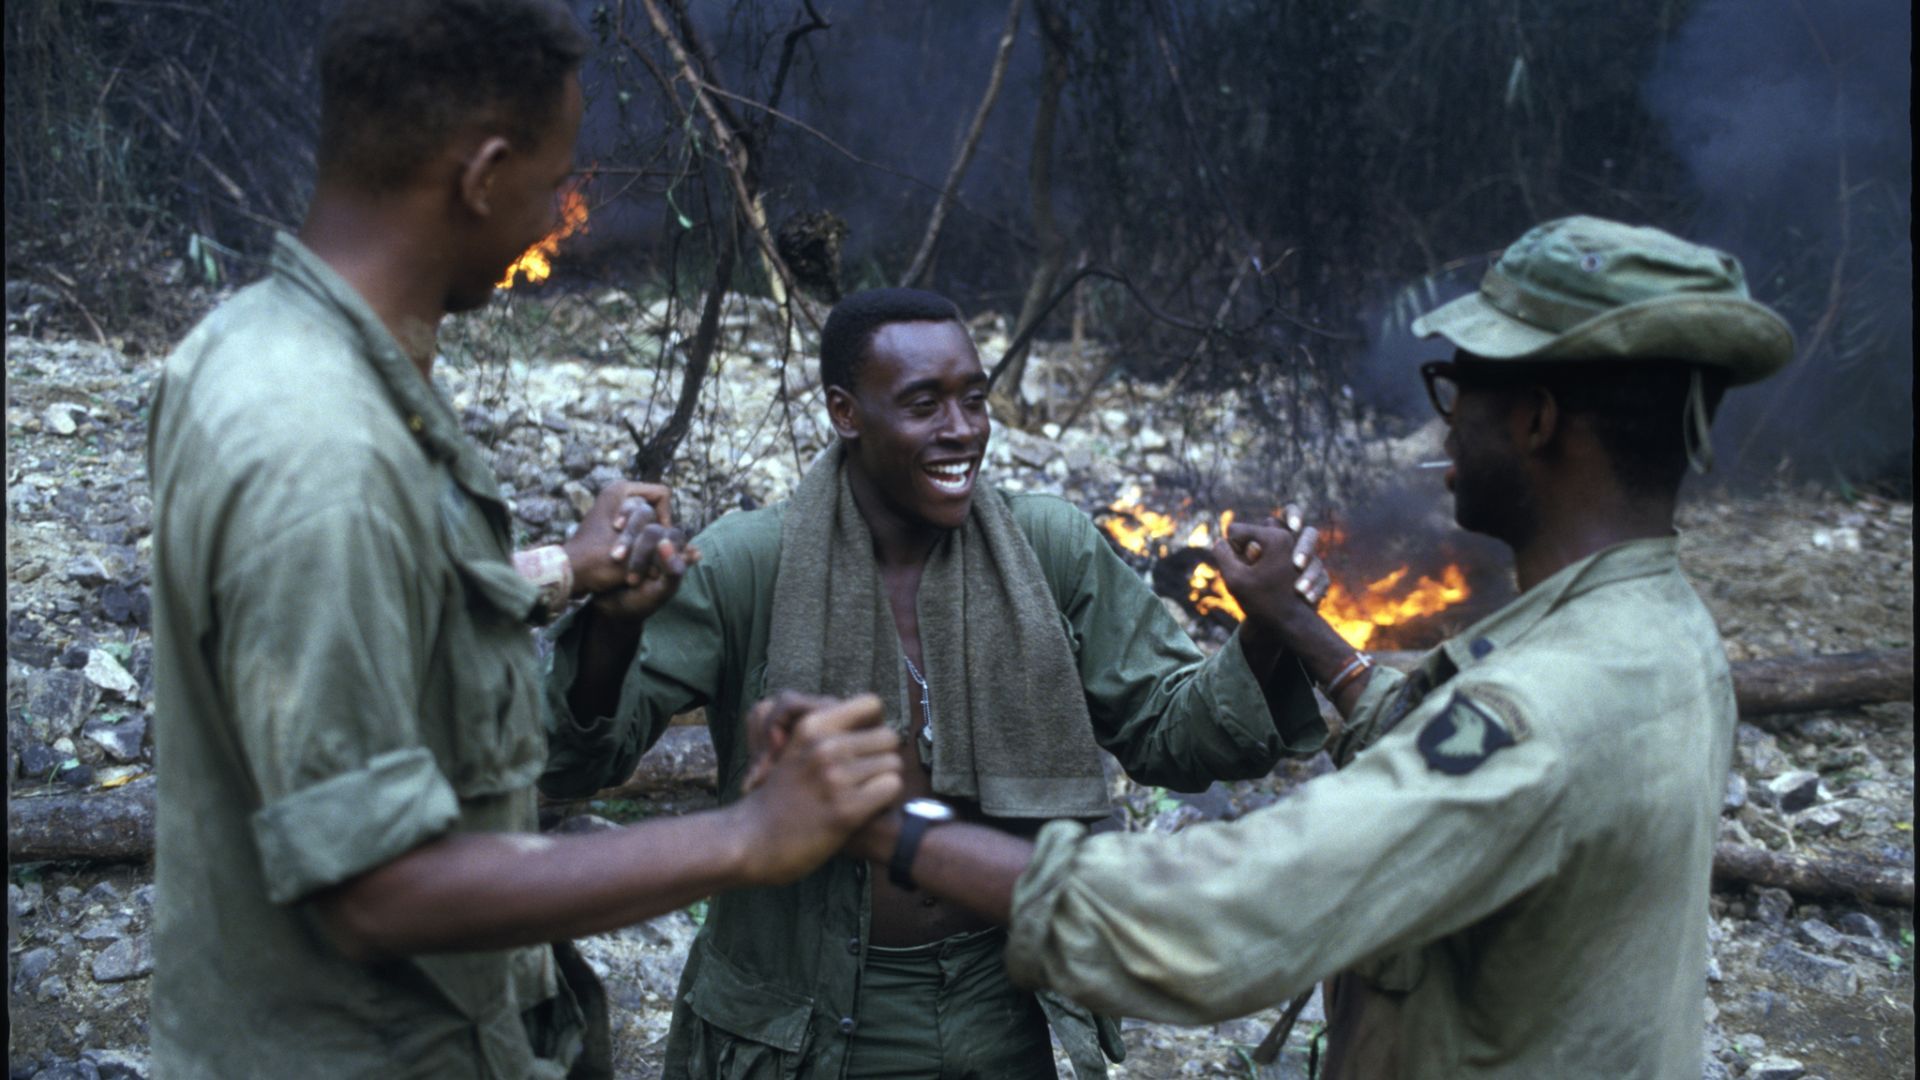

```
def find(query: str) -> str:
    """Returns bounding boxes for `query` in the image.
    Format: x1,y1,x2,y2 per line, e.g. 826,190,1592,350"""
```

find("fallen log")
1712,842,1914,908
9,777,156,864
1729,648,1913,718
1369,647,1912,718
8,729,721,865
13,647,1909,864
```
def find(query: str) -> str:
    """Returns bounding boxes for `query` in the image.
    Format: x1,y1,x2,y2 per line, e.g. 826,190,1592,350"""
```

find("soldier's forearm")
310,803,762,963
901,822,1035,925
563,603,645,725
1249,613,1373,722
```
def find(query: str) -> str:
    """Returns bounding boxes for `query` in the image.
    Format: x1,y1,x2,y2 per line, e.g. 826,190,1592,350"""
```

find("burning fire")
1320,564,1469,649
1100,488,1469,649
497,188,590,289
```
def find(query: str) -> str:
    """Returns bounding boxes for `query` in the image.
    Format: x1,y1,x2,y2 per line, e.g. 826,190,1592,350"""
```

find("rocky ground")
6,285,1914,1079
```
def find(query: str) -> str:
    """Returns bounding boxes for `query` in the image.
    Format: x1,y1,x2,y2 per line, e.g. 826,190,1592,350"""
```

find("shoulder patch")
1416,692,1518,775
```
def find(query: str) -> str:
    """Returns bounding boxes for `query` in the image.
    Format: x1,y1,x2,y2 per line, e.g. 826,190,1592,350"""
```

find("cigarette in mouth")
1416,460,1450,470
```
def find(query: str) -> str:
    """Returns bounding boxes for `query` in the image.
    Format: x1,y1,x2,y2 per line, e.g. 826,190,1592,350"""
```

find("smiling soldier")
541,287,1332,1079
799,218,1797,1080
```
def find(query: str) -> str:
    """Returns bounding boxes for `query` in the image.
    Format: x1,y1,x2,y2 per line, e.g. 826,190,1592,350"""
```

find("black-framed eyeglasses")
1421,361,1460,420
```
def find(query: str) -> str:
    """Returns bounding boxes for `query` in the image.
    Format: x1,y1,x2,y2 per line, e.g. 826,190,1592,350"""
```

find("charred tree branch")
898,0,1026,288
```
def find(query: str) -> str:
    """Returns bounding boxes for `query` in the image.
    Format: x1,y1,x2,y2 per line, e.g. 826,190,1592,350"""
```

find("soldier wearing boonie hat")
1413,214,1794,471
809,217,1799,1079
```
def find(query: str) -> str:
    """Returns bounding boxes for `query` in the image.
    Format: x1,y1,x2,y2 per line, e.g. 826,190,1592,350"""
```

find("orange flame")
1102,486,1182,557
1099,490,1469,645
497,188,590,289
1189,562,1246,622
1320,564,1470,649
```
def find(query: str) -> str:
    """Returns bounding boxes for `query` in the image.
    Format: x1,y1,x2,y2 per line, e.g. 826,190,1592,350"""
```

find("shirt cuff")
1005,818,1093,991
250,747,460,905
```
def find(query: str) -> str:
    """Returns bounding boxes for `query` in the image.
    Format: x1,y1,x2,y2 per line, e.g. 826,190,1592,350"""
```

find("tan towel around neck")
763,441,1109,819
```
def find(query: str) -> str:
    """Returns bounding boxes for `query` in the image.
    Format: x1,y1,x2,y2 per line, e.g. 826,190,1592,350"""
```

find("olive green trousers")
845,927,1057,1080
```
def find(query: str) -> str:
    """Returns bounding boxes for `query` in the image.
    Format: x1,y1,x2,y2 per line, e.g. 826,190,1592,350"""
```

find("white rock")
83,649,139,697
43,402,81,435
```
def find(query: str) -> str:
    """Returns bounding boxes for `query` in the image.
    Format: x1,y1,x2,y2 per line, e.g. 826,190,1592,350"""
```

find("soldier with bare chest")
544,288,1330,1079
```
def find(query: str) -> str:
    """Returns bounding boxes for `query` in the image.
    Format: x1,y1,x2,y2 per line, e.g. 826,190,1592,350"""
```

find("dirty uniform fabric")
1006,538,1731,1080
542,487,1324,1080
843,928,1056,1080
147,233,608,1079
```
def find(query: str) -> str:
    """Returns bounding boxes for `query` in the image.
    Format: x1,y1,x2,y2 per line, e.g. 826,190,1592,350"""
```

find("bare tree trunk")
633,225,739,479
9,778,156,864
897,0,1026,289
8,731,725,864
989,0,1070,424
1713,842,1913,907
1731,648,1912,719
632,0,801,320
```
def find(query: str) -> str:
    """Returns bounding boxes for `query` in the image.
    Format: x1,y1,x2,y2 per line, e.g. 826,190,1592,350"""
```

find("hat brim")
1412,292,1794,385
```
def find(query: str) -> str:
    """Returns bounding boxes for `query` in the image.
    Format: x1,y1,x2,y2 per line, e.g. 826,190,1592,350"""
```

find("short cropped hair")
318,0,588,191
819,288,964,392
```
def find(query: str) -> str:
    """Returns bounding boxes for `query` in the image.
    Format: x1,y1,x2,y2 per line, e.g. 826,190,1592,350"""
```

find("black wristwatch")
887,798,957,891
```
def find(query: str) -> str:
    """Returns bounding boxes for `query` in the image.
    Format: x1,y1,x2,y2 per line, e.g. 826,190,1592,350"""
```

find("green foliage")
587,797,657,824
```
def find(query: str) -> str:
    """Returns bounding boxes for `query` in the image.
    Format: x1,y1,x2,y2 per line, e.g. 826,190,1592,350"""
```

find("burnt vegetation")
3,0,1911,494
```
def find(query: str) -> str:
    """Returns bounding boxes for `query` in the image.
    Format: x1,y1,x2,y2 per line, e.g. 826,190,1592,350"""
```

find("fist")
563,481,700,622
1210,502,1331,632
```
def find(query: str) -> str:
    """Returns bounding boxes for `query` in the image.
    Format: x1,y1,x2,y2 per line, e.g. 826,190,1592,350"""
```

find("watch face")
903,798,957,822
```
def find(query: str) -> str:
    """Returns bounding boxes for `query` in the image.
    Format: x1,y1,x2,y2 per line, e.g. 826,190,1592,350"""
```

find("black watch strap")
888,814,933,891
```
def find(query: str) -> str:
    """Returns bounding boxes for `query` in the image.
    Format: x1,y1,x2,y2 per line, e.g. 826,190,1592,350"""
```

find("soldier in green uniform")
146,3,905,1077
540,287,1333,1078
817,217,1794,1079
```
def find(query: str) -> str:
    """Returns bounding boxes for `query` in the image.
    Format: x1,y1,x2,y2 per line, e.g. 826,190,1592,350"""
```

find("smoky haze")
1644,0,1912,488
5,0,1909,488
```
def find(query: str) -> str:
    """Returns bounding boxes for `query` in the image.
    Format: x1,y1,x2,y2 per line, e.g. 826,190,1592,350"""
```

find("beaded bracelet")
1323,651,1374,697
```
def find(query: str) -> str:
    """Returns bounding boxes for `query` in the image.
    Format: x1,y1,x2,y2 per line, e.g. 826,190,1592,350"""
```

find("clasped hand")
732,691,905,884
1211,502,1337,642
562,480,699,621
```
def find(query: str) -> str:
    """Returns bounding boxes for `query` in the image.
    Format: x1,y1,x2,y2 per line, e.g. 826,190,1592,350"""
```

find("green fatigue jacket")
541,495,1327,1079
1006,537,1732,1080
147,234,607,1080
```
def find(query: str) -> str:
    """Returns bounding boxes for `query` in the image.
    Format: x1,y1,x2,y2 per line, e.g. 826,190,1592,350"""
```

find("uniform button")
406,414,424,433
846,937,861,955
838,1017,856,1035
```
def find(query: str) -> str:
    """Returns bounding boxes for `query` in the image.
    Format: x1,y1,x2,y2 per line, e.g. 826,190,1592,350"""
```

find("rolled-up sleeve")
1005,686,1568,1024
214,502,458,905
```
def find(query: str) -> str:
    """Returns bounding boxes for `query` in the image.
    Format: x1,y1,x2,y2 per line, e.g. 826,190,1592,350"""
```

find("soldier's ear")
1521,386,1559,453
459,136,512,218
826,385,861,441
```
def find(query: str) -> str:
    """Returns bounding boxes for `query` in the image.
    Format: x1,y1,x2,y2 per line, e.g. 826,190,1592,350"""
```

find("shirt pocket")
437,480,547,799
681,939,814,1080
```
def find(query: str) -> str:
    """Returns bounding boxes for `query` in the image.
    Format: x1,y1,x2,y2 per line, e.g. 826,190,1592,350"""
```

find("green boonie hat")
1411,215,1794,386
